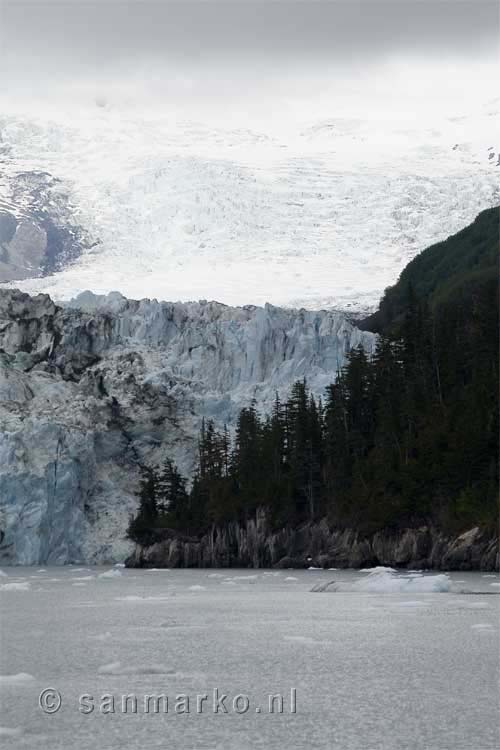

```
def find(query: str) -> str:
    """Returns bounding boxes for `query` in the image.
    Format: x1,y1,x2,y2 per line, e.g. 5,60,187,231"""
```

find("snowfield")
1,100,498,311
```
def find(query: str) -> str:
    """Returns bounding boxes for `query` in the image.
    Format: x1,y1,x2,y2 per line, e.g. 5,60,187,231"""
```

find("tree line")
128,273,498,544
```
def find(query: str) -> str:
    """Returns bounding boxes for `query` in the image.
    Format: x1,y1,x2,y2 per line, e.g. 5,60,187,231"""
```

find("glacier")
0,100,498,310
0,288,375,564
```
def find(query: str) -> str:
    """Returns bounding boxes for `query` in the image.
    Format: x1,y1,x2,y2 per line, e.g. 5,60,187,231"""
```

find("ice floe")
115,594,172,603
464,602,490,609
0,581,31,592
98,569,123,579
471,623,494,631
312,568,452,593
0,673,35,685
360,566,397,574
98,661,175,676
284,635,330,646
90,632,113,641
0,727,22,738
354,570,451,593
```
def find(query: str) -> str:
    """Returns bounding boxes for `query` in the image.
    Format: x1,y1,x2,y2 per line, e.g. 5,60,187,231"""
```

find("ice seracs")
1,102,498,310
0,288,374,565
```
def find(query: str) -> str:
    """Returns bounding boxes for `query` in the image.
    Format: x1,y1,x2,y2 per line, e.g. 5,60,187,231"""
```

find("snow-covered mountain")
0,288,375,564
1,101,498,311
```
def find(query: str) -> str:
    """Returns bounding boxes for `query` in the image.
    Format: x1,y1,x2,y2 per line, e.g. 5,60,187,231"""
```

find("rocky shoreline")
126,518,499,572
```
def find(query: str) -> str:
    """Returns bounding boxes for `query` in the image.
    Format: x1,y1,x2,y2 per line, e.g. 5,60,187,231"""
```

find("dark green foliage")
127,470,159,545
361,206,498,334
129,208,499,545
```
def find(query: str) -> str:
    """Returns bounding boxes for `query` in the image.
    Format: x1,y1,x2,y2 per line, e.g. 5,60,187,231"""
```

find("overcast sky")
2,0,497,63
1,1,498,123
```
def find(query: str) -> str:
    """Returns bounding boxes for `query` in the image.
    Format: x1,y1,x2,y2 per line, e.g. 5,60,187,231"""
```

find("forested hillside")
360,206,498,334
129,208,499,544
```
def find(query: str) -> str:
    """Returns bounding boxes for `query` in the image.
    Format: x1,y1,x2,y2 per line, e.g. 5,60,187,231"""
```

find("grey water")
1,568,499,750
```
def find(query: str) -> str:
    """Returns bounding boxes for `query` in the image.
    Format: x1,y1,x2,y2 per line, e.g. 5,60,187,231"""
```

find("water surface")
1,567,499,749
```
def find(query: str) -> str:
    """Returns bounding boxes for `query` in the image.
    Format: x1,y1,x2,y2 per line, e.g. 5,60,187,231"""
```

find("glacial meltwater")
1,568,499,749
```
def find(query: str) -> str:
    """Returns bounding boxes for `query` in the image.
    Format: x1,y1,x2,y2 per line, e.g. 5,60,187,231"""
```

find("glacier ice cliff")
0,288,375,564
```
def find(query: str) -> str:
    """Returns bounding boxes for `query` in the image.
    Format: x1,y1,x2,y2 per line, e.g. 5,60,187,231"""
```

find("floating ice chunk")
115,595,144,602
328,568,338,571
284,635,316,644
0,727,22,738
206,573,225,578
285,577,298,581
98,661,124,675
0,581,31,592
160,619,178,628
115,594,172,603
353,571,451,593
307,566,322,570
489,582,500,587
284,635,329,646
98,661,175,676
313,570,452,593
159,623,206,631
221,580,237,585
465,602,490,609
0,570,7,577
90,632,112,641
482,574,497,578
72,576,94,581
233,575,258,582
471,623,494,631
360,566,397,574
114,563,126,568
310,579,337,593
98,569,122,579
0,673,35,685
36,569,47,573
188,585,206,591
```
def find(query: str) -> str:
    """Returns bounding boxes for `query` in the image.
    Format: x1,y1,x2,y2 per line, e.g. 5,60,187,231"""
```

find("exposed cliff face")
0,171,91,283
126,520,499,572
0,288,375,564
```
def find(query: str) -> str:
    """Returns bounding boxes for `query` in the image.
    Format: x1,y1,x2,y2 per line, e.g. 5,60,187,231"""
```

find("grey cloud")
1,0,498,71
